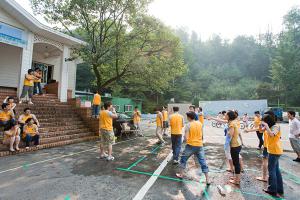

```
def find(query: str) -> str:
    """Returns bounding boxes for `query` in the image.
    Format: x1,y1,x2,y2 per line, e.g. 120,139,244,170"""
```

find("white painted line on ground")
0,137,138,175
133,151,173,200
207,135,289,142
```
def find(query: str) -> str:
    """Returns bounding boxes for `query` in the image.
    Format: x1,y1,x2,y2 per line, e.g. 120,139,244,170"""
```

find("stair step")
40,128,91,136
40,121,85,127
40,132,96,144
0,136,99,157
39,124,87,132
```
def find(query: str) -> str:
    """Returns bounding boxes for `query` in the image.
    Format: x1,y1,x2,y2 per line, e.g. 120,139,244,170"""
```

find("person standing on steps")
169,106,184,164
287,111,300,162
155,107,165,145
162,106,169,137
176,112,210,185
33,68,43,95
254,111,264,150
92,91,101,118
19,69,38,105
99,102,118,161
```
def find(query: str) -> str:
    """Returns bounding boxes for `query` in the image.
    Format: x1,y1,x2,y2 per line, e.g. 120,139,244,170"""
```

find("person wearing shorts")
162,106,169,136
287,111,300,162
19,69,37,105
99,102,118,161
155,107,165,145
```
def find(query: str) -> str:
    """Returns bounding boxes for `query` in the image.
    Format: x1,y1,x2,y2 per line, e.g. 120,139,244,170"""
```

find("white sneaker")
9,148,15,152
19,100,22,104
15,147,20,151
28,102,34,105
106,156,115,161
25,147,29,150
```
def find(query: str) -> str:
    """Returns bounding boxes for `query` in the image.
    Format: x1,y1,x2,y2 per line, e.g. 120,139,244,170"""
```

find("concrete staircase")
0,87,98,157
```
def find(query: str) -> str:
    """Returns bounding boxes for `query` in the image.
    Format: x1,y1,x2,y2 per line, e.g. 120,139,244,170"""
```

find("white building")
0,0,85,102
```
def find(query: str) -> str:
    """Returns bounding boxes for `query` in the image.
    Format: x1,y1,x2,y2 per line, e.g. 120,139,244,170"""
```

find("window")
124,105,133,112
113,105,120,112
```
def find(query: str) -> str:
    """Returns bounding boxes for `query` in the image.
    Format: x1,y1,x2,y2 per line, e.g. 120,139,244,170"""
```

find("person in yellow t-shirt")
0,103,15,128
18,107,40,134
3,96,16,115
155,107,165,145
3,121,20,152
162,106,169,136
19,69,38,105
254,111,264,150
226,110,242,185
23,118,39,149
133,106,142,136
176,112,210,185
99,102,118,161
33,68,43,95
261,111,284,197
169,107,184,164
92,91,102,118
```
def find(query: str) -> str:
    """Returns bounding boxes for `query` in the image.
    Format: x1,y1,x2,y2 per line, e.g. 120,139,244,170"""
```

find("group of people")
19,68,44,105
0,97,40,151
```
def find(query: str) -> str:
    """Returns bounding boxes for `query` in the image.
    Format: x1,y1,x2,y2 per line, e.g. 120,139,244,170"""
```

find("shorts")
100,129,115,145
290,138,300,153
163,121,169,128
263,147,269,158
20,85,34,98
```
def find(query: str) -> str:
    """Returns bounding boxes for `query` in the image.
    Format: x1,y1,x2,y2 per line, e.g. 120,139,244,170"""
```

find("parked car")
113,113,135,136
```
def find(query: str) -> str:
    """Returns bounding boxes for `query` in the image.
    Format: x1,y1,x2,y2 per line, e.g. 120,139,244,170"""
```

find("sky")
16,0,300,40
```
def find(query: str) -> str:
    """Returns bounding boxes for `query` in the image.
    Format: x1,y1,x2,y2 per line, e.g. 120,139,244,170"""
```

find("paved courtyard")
0,121,299,200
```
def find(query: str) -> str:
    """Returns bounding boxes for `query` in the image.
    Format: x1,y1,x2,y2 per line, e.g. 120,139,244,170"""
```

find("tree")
31,0,185,92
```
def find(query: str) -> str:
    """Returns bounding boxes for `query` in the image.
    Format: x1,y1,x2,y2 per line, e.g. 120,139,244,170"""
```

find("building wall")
68,61,77,96
0,42,22,87
0,7,26,30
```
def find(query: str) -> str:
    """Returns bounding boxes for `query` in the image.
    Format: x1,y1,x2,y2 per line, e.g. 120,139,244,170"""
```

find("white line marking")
0,137,138,175
133,151,173,200
207,135,289,142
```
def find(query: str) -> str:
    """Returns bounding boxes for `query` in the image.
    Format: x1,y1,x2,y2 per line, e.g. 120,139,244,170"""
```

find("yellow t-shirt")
133,111,141,124
93,94,101,106
34,71,42,83
169,113,184,135
254,116,263,133
199,115,204,125
20,114,34,124
24,74,34,86
263,130,269,149
23,124,38,137
186,121,203,147
99,110,113,131
156,112,162,127
229,121,240,147
267,125,283,155
0,110,13,122
162,111,168,122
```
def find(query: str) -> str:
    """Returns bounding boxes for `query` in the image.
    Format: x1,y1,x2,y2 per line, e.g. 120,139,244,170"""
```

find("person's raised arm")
207,116,228,123
262,122,279,137
32,114,40,127
110,108,118,119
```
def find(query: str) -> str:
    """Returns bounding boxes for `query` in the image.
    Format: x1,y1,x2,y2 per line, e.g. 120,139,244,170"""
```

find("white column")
18,32,34,97
58,45,70,102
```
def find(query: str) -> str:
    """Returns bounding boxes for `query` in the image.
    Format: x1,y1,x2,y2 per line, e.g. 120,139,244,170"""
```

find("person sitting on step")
0,103,15,129
3,96,17,115
3,120,20,152
18,108,40,134
22,118,40,149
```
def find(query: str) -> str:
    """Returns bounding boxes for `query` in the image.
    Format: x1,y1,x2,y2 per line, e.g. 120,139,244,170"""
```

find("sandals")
229,179,240,185
256,177,267,182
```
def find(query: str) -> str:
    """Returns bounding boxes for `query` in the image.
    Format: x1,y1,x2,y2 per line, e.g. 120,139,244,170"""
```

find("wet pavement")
0,121,299,200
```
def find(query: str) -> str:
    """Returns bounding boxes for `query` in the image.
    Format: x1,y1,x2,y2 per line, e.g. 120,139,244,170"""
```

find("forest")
31,0,300,112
